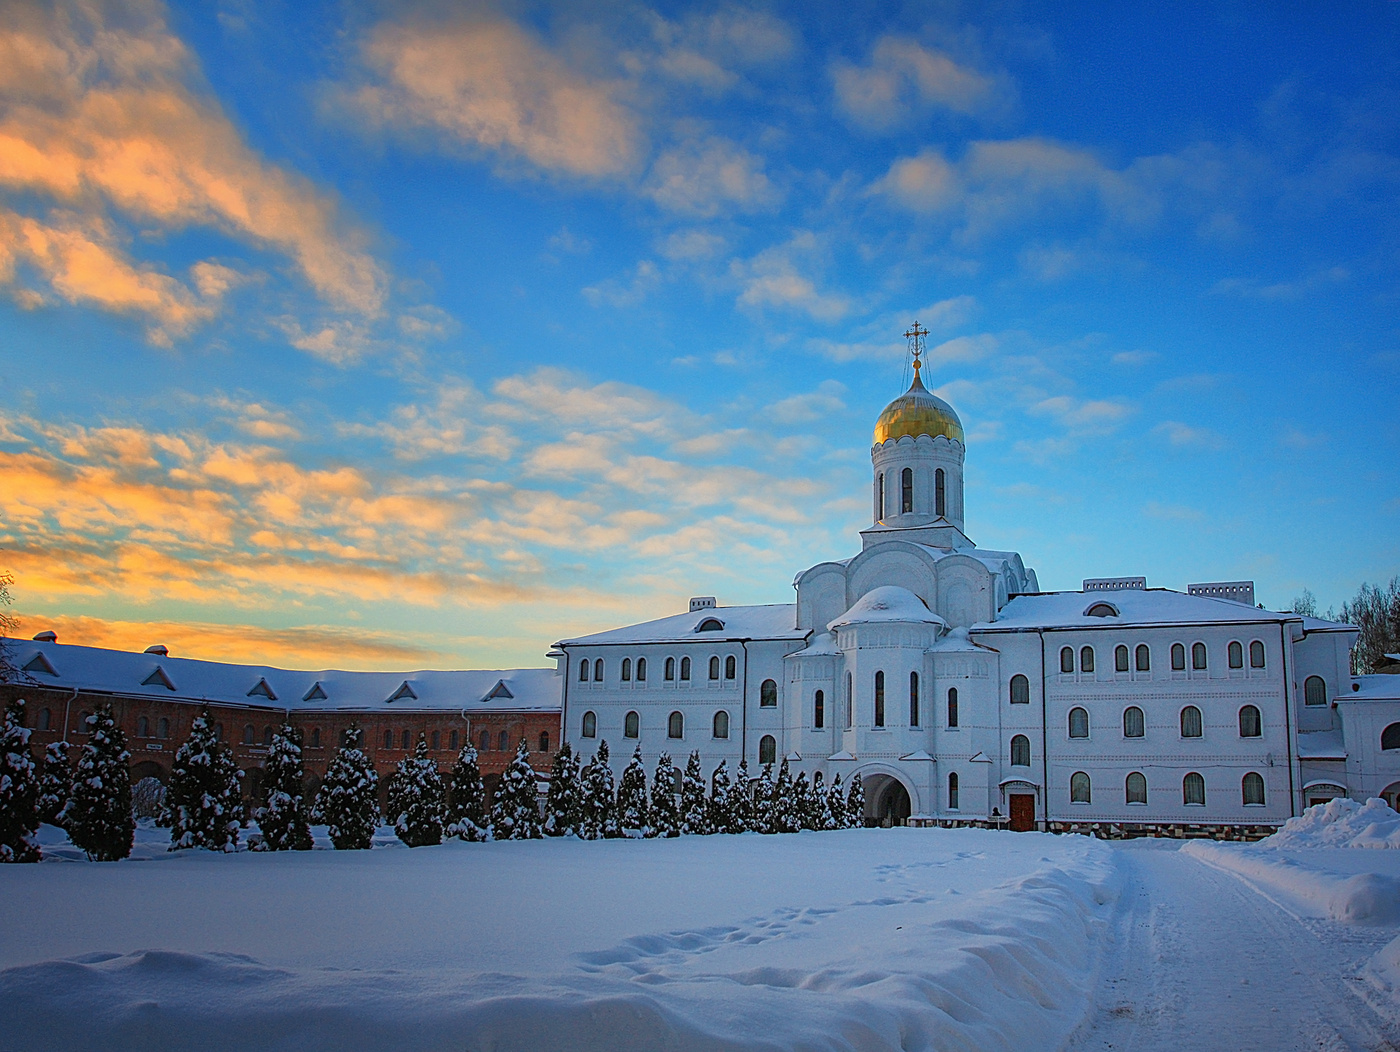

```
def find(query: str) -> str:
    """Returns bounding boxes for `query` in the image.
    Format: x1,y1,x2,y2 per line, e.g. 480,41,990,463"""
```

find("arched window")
1183,772,1206,805
1070,771,1091,803
1304,676,1327,707
1080,646,1095,673
877,472,885,520
581,711,597,738
874,671,886,727
636,657,647,682
621,658,632,681
948,771,959,810
1060,646,1075,673
845,672,853,728
1228,642,1243,669
1010,674,1030,705
1191,642,1207,670
402,729,411,750
759,734,776,765
310,728,320,748
1180,706,1203,738
935,467,946,517
1242,772,1265,805
713,711,730,739
1238,705,1262,738
1381,723,1400,751
946,687,958,728
1068,707,1089,738
624,711,639,738
243,723,255,745
497,731,509,752
901,467,913,513
697,618,724,632
814,690,825,729
1011,734,1030,767
1126,771,1147,804
1135,644,1150,672
594,658,605,682
158,716,169,738
37,707,51,731
1123,706,1145,738
263,726,273,746
78,711,91,733
1171,643,1186,671
668,711,684,738
665,657,675,681
709,656,720,680
1249,641,1265,668
539,732,550,753
760,679,777,707
383,729,393,750
138,716,149,737
909,672,920,726
450,730,459,751
726,655,737,680
480,730,490,751
216,723,226,742
680,656,692,681
1115,645,1129,673
431,730,441,751
580,660,589,682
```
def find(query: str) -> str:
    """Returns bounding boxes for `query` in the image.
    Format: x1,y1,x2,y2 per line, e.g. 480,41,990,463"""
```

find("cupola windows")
901,467,913,513
935,468,946,517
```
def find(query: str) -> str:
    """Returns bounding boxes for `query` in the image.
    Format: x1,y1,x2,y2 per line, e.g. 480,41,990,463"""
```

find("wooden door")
1009,793,1036,831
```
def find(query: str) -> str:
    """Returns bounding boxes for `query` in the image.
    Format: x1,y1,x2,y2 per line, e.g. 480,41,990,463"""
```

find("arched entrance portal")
1382,782,1400,813
862,773,912,827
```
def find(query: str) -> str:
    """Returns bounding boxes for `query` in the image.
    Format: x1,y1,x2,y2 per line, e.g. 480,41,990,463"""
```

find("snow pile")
1264,797,1400,850
0,829,1120,1052
828,586,945,629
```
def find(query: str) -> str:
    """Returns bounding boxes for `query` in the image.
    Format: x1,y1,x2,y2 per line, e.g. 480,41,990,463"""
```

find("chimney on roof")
689,596,717,612
1188,581,1255,606
32,630,57,642
144,644,169,656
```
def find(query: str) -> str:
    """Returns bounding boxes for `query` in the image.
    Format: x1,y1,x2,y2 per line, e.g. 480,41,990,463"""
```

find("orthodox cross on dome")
903,321,929,380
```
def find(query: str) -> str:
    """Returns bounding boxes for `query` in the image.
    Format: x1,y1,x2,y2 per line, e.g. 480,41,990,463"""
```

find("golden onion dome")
872,371,964,446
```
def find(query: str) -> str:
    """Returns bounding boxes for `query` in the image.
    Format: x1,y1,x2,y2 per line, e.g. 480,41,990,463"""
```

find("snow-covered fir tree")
707,759,733,834
37,740,70,827
0,699,40,862
66,703,134,861
812,770,834,831
771,758,798,833
617,746,650,838
315,724,379,850
257,723,312,851
389,734,446,847
544,740,582,837
491,739,543,839
579,740,619,839
680,749,709,835
846,772,865,828
166,707,242,852
727,758,754,832
445,741,488,842
793,771,817,830
828,774,847,830
650,752,680,838
752,762,776,834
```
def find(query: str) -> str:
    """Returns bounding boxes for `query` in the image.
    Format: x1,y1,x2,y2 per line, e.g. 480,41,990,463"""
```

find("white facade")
556,371,1400,833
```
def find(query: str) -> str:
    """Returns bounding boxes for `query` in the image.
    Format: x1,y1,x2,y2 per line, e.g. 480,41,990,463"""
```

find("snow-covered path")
1067,841,1400,1052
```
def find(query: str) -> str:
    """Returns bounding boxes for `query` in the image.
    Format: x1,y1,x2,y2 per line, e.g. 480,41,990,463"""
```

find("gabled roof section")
483,679,514,702
247,677,278,701
22,651,58,676
556,604,803,646
386,680,418,703
142,665,176,691
302,681,328,702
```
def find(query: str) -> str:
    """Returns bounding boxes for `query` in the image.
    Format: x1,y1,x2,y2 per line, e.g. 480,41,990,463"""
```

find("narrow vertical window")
1068,707,1089,738
450,730,458,751
1183,771,1206,805
709,656,720,680
539,732,549,753
1171,643,1186,671
636,657,647,682
402,729,410,749
580,660,590,682
877,472,885,520
901,467,913,514
158,717,169,738
431,730,440,751
845,672,853,728
243,723,255,745
725,655,737,680
1304,675,1326,706
1180,706,1203,738
582,711,596,738
497,730,508,751
1135,644,1150,672
665,657,675,681
1061,646,1075,674
383,729,392,750
1080,646,1095,673
1125,772,1147,804
1011,734,1030,766
946,687,958,728
668,711,683,738
1238,705,1262,737
874,670,886,727
1191,642,1207,670
38,708,51,731
1249,641,1265,668
1228,641,1243,669
1123,706,1145,738
1115,645,1129,673
713,711,730,739
479,730,489,751
948,772,959,810
909,672,920,726
1242,772,1265,805
624,711,639,738
814,690,825,728
1009,674,1029,704
1070,771,1091,803
594,658,605,682
935,468,946,517
759,734,776,765
760,679,777,707
138,716,149,737
621,658,632,681
680,656,691,681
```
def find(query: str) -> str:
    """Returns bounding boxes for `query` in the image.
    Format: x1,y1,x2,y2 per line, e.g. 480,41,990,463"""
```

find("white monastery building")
554,332,1400,834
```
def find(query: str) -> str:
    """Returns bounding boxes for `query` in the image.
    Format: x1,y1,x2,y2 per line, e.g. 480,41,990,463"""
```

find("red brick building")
2,634,562,809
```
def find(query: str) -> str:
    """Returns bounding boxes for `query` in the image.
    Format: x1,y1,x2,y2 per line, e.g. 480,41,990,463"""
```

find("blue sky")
1,0,1396,669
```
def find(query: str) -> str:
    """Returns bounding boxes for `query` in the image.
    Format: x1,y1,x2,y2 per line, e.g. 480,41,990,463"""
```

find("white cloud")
582,259,661,308
833,37,1006,130
731,232,849,321
644,135,779,217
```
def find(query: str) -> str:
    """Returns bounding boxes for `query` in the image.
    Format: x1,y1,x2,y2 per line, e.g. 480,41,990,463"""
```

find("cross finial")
903,321,929,380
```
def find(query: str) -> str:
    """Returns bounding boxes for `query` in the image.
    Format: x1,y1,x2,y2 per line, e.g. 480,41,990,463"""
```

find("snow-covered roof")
980,589,1309,632
3,639,560,713
829,586,945,631
556,604,804,646
1296,729,1346,760
1344,675,1400,702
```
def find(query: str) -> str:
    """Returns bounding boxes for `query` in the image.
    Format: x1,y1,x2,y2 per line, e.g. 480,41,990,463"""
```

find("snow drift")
1264,797,1400,850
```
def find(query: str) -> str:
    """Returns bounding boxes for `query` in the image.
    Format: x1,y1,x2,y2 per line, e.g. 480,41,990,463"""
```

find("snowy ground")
2,816,1398,1052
